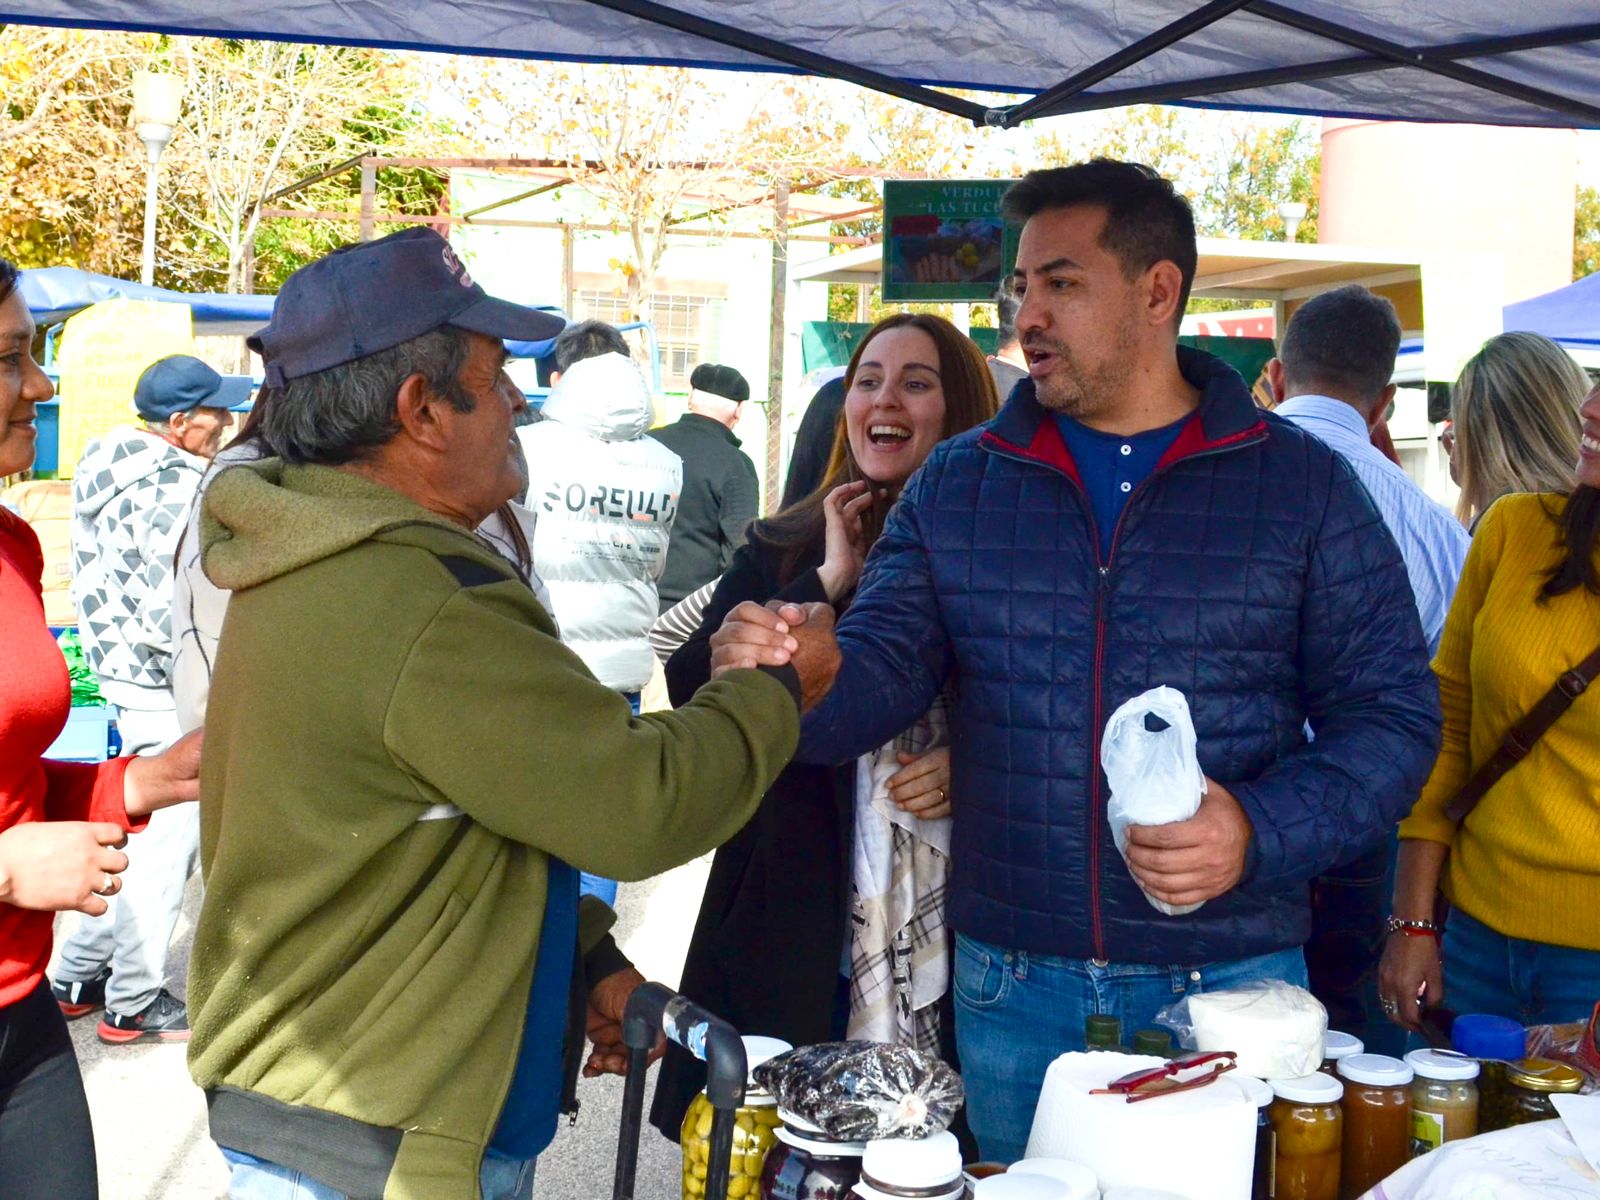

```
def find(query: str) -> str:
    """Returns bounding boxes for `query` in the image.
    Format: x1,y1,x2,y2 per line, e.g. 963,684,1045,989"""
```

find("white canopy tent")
2,2,1597,129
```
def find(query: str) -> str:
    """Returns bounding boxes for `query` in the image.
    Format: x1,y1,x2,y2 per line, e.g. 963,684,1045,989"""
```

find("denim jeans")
579,690,642,909
953,933,1309,1163
1444,907,1600,1027
220,1149,535,1200
1305,837,1406,1058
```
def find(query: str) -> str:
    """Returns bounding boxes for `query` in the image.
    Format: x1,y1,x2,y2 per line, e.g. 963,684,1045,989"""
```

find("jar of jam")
1320,1031,1363,1075
1405,1049,1479,1156
1269,1072,1344,1200
1503,1058,1584,1127
1132,1028,1175,1058
1337,1054,1413,1200
1086,1014,1126,1052
759,1109,867,1199
681,1036,790,1200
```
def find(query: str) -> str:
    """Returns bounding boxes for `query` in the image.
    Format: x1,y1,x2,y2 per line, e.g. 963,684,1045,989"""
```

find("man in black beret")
651,363,760,611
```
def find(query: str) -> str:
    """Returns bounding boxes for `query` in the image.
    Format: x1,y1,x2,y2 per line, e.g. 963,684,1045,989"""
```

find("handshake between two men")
701,600,1253,911
708,600,843,712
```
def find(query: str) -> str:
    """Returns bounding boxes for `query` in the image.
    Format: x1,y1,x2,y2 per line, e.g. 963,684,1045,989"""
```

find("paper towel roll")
1024,1053,1254,1200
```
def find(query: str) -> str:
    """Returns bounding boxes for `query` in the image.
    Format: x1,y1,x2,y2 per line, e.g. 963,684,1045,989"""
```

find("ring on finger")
96,872,116,896
1380,997,1399,1015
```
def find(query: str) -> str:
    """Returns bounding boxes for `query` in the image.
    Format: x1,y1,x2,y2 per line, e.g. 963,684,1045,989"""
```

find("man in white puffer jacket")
519,348,682,699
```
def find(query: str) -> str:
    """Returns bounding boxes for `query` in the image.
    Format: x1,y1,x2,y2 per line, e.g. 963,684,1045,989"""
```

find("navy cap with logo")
134,355,250,421
248,227,567,388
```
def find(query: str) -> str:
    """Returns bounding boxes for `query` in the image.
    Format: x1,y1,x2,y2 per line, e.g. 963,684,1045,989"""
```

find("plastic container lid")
1229,1074,1275,1110
860,1132,963,1190
1506,1057,1585,1094
1337,1053,1415,1088
1008,1158,1100,1199
1451,1013,1527,1061
1405,1048,1481,1082
1131,1028,1173,1057
776,1108,868,1155
1323,1031,1364,1061
1085,1014,1123,1046
1271,1072,1345,1105
974,1175,1074,1198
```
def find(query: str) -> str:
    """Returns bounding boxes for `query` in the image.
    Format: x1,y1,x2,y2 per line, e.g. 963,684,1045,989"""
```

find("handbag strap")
1443,640,1600,825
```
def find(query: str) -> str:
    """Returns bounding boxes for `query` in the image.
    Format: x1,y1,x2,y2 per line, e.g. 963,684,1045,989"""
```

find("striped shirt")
1277,394,1469,654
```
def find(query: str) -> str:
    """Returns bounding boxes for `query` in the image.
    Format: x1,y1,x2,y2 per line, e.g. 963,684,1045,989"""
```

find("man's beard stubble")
1027,334,1134,421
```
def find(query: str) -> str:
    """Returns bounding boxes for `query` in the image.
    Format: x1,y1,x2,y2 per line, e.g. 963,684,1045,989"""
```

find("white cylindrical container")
854,1132,966,1200
1008,1157,1099,1199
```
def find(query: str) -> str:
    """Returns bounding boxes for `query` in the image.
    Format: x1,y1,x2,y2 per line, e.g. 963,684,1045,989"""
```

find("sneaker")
52,967,112,1019
97,988,191,1044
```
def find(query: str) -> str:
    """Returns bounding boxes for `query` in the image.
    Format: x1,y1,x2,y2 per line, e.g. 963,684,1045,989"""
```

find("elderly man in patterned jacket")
50,354,242,1043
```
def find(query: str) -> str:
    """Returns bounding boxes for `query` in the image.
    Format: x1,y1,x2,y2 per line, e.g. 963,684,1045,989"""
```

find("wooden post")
765,178,790,513
562,223,576,316
358,159,377,242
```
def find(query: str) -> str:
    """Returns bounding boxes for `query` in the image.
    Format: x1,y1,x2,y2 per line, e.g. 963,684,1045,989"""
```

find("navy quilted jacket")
797,349,1441,965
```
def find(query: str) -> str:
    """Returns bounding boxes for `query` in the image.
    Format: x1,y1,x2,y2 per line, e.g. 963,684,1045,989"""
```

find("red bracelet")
1386,915,1442,941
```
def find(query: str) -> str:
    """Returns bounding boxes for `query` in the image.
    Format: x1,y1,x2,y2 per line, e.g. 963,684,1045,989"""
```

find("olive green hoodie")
186,461,799,1199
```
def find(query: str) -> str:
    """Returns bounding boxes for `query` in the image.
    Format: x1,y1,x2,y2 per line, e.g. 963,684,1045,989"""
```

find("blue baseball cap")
248,227,567,388
133,355,250,420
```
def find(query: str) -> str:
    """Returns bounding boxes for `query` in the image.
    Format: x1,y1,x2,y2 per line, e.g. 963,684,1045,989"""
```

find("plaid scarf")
847,692,952,1055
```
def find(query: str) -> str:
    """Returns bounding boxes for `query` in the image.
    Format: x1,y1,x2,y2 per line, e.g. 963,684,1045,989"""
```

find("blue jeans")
953,933,1308,1163
220,1149,535,1200
1444,907,1600,1027
580,690,642,909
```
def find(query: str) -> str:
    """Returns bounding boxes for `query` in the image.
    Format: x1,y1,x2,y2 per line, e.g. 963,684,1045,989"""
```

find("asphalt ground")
55,856,711,1200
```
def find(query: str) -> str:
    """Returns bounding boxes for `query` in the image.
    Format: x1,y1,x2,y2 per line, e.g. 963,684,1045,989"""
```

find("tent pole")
1248,1,1600,127
576,0,988,123
1021,22,1600,117
990,0,1255,127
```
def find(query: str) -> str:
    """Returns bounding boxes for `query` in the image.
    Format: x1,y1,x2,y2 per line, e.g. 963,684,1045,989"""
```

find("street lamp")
132,70,182,287
1278,200,1308,244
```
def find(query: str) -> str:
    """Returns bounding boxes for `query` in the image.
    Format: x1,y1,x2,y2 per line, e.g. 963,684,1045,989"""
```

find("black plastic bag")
751,1041,963,1140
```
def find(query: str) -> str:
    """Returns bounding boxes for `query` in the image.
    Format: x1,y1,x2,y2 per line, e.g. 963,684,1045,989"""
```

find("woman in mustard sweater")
1380,380,1600,1030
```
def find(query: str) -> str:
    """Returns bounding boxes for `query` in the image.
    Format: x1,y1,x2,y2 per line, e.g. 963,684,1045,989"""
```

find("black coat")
649,535,854,1140
651,414,760,610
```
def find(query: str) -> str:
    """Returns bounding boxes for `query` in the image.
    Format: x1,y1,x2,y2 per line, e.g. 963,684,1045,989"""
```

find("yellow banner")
56,300,194,477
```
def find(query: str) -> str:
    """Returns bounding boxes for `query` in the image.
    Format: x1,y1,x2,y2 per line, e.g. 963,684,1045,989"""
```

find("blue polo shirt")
1053,413,1188,561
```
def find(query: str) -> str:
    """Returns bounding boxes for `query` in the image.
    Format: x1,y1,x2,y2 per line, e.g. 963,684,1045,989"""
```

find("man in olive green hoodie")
187,228,840,1200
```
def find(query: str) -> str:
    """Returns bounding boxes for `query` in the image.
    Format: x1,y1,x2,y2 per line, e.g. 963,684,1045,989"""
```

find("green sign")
881,180,1018,302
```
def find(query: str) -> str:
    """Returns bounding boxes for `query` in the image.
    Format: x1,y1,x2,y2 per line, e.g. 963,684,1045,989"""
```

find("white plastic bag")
1101,686,1207,916
1156,983,1329,1080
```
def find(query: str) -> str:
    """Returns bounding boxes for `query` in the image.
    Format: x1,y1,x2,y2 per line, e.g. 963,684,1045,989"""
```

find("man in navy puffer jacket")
710,161,1441,1161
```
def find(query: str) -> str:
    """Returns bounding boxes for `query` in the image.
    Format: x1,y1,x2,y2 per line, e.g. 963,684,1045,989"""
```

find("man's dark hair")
1278,285,1402,410
553,319,629,374
262,325,472,466
1001,159,1198,316
994,286,1020,351
0,257,19,307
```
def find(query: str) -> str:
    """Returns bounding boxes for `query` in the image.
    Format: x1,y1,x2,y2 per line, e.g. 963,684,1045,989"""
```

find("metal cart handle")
612,982,748,1200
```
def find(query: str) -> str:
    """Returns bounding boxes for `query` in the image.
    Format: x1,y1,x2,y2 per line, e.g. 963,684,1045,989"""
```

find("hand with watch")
1378,841,1449,1032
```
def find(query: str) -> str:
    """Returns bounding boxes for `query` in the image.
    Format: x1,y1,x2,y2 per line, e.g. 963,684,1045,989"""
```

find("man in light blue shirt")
1269,285,1469,655
1268,283,1469,1056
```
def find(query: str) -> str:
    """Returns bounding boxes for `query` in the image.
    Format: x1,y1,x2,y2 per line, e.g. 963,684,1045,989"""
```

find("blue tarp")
1503,271,1600,350
20,267,276,335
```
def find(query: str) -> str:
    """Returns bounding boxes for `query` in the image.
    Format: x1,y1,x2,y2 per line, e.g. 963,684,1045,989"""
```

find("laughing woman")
649,313,999,1138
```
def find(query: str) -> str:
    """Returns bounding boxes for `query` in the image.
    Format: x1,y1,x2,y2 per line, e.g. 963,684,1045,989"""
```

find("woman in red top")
0,258,202,1200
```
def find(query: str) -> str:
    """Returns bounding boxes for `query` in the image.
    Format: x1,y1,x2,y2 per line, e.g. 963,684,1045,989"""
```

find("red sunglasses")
1091,1050,1238,1103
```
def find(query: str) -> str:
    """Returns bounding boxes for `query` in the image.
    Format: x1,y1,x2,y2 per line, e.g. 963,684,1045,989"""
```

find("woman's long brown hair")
754,313,999,585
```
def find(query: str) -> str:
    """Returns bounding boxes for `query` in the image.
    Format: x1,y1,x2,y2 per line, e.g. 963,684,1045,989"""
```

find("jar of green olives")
681,1036,791,1200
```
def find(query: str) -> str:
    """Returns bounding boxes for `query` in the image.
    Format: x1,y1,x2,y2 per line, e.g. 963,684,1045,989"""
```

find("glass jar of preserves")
1320,1031,1363,1075
759,1109,867,1200
1132,1028,1174,1058
1337,1054,1413,1200
1269,1072,1344,1200
681,1036,790,1200
1085,1014,1126,1052
857,1132,970,1200
1503,1058,1584,1127
1405,1049,1479,1156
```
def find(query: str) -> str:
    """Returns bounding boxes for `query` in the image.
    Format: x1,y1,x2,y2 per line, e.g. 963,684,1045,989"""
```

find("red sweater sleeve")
39,756,147,832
